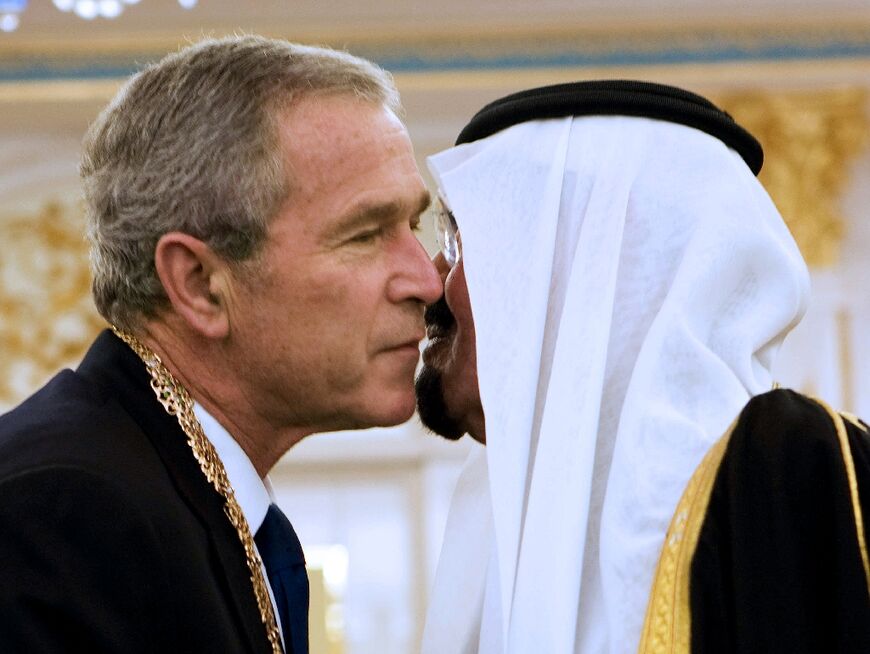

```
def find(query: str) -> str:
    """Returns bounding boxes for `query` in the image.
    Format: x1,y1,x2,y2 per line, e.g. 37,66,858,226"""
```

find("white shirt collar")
192,402,274,534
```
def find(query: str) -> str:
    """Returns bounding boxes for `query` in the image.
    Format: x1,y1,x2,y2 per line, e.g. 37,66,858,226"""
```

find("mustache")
424,295,455,335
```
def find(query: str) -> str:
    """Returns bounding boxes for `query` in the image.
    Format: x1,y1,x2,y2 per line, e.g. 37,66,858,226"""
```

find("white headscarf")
422,115,810,654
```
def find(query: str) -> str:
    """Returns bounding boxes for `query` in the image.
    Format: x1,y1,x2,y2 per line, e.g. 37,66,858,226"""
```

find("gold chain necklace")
111,327,283,654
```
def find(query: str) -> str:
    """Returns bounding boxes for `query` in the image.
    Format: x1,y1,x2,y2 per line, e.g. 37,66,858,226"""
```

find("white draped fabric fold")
422,115,810,654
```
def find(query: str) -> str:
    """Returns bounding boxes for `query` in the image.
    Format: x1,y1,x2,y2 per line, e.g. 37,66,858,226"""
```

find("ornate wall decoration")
3,20,870,80
719,88,869,267
0,202,105,409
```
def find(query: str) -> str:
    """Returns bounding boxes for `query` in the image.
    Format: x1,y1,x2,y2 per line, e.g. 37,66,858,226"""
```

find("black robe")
640,389,870,653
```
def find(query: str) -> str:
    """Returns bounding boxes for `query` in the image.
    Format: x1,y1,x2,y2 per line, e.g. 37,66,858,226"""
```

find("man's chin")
364,392,418,429
414,365,466,441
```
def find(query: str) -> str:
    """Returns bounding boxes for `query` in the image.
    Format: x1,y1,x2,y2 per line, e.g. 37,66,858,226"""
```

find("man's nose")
415,244,444,305
432,251,451,280
388,233,443,305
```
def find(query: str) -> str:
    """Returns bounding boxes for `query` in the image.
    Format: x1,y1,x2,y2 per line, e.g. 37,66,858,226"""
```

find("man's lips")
385,333,426,353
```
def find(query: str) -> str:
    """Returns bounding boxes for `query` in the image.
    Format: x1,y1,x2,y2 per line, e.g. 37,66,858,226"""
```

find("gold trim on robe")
638,395,870,654
814,399,870,599
637,419,737,654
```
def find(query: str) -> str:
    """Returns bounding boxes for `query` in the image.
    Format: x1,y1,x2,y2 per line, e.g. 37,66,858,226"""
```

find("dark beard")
415,364,465,441
415,296,465,441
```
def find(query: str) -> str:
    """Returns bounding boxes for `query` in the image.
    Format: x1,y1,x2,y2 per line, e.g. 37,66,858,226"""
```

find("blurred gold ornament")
0,202,105,409
720,88,869,267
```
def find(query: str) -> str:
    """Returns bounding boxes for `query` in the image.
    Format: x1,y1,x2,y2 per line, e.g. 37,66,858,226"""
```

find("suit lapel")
77,330,273,654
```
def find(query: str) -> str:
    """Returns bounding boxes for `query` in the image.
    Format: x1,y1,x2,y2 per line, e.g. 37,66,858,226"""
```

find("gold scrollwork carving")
719,88,869,267
0,202,105,409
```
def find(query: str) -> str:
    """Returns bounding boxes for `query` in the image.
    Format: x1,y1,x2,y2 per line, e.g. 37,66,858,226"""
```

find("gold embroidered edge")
812,397,870,602
111,327,284,654
638,418,737,654
640,393,870,654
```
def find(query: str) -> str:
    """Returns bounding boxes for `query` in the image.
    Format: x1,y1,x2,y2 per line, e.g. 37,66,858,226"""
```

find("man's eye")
350,228,382,244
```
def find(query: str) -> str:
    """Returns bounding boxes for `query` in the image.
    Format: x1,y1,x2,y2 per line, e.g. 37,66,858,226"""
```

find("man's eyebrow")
337,190,432,231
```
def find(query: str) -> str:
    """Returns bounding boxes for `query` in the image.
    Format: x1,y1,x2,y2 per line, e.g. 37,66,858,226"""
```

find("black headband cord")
455,80,763,176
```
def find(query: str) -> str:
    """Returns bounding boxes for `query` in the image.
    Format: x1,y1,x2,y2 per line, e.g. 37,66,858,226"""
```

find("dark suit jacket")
0,330,273,653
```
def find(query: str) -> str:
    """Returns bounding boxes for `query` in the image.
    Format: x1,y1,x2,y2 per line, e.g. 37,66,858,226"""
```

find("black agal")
455,80,764,176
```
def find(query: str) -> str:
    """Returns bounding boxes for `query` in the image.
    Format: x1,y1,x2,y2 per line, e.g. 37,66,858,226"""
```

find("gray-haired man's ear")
153,232,231,340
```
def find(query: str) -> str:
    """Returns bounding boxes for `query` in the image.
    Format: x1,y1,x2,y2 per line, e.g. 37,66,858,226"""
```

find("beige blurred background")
2,1,870,652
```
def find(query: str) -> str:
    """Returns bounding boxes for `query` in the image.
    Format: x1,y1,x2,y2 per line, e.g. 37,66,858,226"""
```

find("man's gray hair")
81,35,401,331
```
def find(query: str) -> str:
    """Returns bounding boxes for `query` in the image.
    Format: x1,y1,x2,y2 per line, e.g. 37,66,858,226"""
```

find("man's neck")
138,321,311,477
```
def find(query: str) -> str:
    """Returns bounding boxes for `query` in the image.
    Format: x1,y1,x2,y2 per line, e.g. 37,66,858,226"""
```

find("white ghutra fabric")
421,115,810,654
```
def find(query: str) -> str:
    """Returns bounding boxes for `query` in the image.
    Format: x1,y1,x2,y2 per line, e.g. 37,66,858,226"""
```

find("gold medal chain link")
112,327,283,654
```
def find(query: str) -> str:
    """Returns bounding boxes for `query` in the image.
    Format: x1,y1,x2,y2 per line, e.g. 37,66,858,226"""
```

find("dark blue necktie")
254,503,309,654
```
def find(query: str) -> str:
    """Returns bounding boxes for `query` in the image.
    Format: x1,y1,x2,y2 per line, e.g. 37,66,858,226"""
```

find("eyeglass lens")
434,203,460,267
